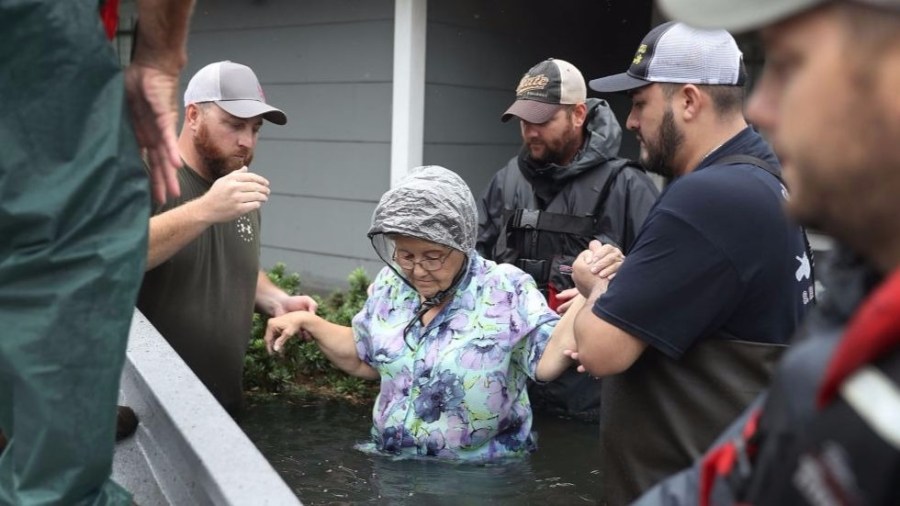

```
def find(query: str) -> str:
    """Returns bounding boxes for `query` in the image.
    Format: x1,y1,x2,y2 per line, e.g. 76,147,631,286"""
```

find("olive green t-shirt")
137,164,260,414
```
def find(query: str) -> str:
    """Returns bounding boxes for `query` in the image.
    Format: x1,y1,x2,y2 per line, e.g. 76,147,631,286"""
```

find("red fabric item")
741,409,762,447
547,283,560,312
700,440,738,506
817,268,900,408
99,0,119,41
699,409,762,506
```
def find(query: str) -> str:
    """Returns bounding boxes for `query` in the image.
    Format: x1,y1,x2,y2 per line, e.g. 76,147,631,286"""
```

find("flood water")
240,397,600,505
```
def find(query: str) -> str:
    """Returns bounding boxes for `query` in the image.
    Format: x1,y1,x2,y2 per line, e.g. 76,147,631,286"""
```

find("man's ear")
186,103,203,129
679,84,703,122
572,102,588,128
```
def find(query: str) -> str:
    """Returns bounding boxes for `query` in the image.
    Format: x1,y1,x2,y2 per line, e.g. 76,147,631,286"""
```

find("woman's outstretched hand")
264,312,311,355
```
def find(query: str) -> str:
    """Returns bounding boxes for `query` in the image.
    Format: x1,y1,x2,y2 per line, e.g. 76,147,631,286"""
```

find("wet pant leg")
0,0,149,504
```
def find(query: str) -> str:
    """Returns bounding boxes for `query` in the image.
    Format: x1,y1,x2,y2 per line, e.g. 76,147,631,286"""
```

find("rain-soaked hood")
367,165,477,254
367,166,478,343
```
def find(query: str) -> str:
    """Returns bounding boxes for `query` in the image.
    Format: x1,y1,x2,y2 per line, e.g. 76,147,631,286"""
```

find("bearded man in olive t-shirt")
137,61,317,416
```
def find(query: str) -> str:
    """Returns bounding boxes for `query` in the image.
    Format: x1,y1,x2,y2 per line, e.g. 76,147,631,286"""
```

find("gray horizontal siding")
262,195,378,267
423,143,518,201
424,84,520,145
190,0,394,30
254,139,389,202
185,21,393,84
260,82,393,142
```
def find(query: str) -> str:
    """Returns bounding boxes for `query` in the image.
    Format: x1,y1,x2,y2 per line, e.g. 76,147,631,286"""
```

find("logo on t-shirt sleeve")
236,215,255,243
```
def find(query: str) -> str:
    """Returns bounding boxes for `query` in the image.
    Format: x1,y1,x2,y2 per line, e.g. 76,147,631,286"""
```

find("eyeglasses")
393,249,453,272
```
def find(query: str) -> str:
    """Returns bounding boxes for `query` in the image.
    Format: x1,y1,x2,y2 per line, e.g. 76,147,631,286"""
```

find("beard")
525,124,581,166
640,106,683,179
194,121,253,179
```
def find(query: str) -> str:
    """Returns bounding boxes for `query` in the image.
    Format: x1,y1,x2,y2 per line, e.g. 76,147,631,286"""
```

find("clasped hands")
263,295,319,355
555,240,625,314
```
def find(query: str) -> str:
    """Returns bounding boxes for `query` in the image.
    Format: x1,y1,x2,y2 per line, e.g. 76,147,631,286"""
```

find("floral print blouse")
351,253,559,461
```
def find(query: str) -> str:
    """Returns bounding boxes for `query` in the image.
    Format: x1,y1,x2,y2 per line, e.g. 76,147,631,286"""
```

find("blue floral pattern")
352,254,558,460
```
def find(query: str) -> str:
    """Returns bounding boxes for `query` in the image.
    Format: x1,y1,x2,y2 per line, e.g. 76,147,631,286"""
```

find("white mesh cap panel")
553,59,587,104
646,24,743,85
183,61,226,105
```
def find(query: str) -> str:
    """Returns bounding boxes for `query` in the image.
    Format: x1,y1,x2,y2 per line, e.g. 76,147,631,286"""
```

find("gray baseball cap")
184,61,287,125
658,0,900,32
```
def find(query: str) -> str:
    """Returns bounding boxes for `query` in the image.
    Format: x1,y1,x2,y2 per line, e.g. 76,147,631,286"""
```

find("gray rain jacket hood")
368,165,477,254
368,166,479,338
518,98,623,204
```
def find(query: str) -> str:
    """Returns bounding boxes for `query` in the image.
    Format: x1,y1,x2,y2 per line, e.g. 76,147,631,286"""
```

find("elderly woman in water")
265,166,589,460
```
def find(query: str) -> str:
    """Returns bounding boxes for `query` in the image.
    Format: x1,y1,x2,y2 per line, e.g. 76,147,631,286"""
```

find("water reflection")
240,397,599,505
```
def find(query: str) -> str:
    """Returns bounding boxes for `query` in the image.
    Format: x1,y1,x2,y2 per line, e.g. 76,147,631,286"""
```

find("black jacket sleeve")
599,166,660,252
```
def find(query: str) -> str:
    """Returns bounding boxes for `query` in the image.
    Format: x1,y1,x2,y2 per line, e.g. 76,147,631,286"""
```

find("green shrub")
244,264,378,402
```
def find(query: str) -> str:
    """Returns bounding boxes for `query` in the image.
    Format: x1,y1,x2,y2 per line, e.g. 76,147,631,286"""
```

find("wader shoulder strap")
712,153,817,300
713,154,782,182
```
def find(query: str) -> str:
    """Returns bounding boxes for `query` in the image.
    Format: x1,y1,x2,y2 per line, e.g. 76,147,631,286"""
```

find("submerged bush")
244,263,378,402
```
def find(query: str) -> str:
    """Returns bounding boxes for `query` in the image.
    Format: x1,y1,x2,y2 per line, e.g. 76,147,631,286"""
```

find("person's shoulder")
474,256,536,291
608,159,658,187
498,154,520,175
675,162,772,198
657,166,774,223
371,265,405,295
484,156,524,188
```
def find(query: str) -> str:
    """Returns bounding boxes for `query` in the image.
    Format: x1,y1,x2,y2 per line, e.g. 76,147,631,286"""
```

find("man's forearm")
572,283,647,376
133,0,195,73
255,271,286,315
146,199,211,270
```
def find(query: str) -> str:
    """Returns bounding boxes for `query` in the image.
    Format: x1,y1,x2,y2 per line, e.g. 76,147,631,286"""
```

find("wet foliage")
244,263,378,403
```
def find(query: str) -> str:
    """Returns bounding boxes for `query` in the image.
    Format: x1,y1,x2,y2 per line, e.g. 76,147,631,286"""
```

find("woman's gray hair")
367,165,478,253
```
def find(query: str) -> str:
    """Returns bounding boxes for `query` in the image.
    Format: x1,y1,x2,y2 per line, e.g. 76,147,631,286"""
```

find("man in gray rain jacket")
477,58,659,422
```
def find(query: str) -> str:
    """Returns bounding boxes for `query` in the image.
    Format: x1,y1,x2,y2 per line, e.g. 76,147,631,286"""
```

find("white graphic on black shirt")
795,252,811,281
236,215,254,243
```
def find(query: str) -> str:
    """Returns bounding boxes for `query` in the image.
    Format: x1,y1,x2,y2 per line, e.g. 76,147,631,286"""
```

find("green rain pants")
0,0,148,504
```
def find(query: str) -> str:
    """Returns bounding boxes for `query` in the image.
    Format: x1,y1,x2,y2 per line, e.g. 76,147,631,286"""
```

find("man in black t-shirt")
567,22,815,504
629,1,900,505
